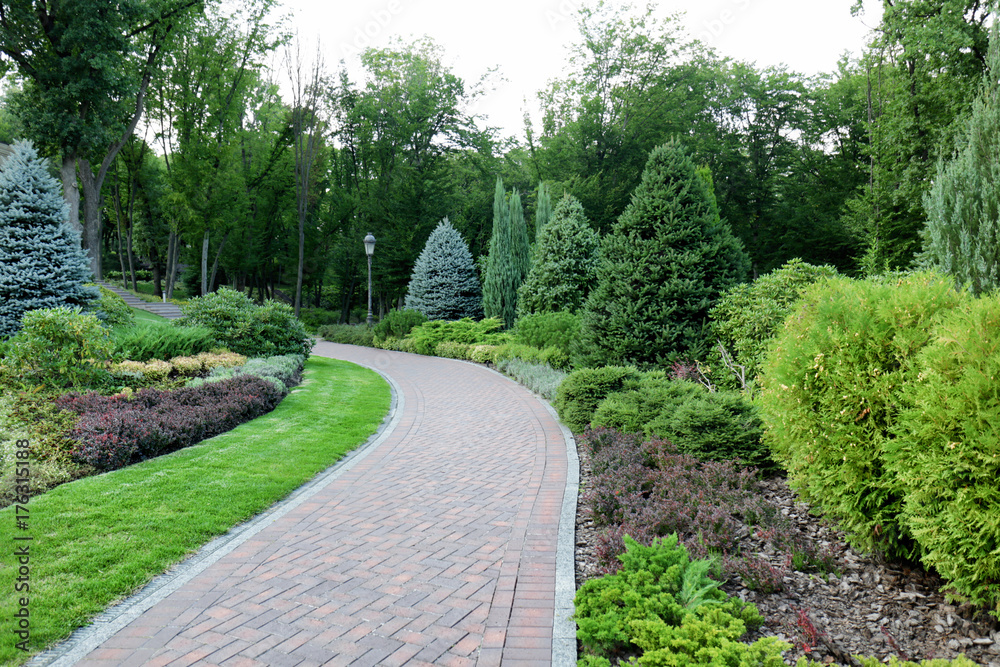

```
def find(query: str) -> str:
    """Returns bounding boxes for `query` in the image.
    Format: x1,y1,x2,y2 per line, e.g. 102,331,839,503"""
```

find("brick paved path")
39,342,577,667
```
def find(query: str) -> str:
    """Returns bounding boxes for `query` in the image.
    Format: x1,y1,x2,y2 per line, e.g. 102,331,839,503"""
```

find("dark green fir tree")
518,193,599,315
0,140,97,337
577,140,750,367
404,217,483,320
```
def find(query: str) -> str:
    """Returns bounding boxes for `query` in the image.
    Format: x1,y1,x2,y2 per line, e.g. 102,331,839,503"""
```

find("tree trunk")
77,162,104,279
151,257,163,299
61,154,81,236
201,230,209,296
208,229,230,294
295,220,304,317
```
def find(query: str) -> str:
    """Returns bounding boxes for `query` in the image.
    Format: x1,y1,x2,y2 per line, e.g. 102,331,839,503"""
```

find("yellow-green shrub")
758,271,967,560
110,359,173,383
434,341,470,359
890,295,1000,611
469,345,498,363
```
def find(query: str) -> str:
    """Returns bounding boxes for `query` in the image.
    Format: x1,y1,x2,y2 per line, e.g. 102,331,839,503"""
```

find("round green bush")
373,308,427,342
553,366,642,433
178,287,311,359
890,295,1000,611
647,389,767,469
591,373,701,435
514,311,580,355
90,285,135,328
709,259,838,383
757,271,968,560
4,307,112,389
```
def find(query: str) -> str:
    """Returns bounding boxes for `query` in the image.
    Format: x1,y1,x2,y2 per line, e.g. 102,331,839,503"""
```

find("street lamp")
364,233,376,327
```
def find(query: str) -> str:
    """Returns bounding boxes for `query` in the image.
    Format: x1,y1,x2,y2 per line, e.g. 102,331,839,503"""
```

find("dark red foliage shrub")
59,376,283,471
580,427,763,574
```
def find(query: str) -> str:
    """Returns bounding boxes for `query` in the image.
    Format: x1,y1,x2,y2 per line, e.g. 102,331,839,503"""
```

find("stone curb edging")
26,364,403,667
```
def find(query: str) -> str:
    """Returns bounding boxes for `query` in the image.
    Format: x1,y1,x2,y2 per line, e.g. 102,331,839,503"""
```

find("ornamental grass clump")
757,271,968,561
110,320,217,362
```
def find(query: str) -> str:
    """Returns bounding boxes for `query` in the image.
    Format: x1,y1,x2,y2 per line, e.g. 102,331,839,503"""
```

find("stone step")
96,281,184,320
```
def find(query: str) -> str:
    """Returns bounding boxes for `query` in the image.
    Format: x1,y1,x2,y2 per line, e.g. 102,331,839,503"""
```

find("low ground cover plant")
317,323,376,347
493,357,568,401
405,317,507,355
192,354,305,394
574,534,786,666
580,428,840,587
110,320,218,362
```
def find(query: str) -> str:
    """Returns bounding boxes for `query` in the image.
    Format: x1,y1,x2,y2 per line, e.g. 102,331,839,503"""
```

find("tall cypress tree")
404,218,483,320
534,181,552,242
510,189,531,287
483,178,531,328
577,140,750,367
0,140,97,337
921,23,1000,295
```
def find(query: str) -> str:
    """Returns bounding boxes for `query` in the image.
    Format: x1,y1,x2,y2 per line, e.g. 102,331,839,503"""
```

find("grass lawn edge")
0,356,393,665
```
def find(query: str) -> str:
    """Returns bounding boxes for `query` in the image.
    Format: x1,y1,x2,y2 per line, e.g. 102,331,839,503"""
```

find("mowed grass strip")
0,356,390,664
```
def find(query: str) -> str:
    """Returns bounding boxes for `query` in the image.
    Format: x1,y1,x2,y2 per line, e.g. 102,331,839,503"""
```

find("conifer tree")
483,178,531,328
534,181,552,242
404,217,483,320
0,140,97,337
510,189,531,286
577,140,750,367
921,24,1000,296
518,194,599,315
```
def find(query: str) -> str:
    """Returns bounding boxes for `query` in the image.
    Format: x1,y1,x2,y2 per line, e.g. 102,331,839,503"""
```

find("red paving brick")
69,342,571,666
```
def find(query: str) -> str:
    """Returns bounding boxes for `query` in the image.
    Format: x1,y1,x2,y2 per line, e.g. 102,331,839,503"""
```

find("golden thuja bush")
757,272,967,561
890,295,1000,612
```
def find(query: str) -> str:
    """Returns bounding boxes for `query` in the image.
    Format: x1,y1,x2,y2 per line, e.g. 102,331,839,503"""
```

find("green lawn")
130,307,167,324
0,356,391,664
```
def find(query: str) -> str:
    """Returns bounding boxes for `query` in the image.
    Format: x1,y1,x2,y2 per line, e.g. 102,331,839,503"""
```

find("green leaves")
577,140,749,369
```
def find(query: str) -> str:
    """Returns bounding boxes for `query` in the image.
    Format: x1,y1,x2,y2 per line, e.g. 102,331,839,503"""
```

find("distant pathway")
34,342,578,666
95,281,184,319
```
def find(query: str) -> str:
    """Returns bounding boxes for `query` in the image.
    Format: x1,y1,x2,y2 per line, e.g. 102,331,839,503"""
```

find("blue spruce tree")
404,218,483,320
0,140,97,337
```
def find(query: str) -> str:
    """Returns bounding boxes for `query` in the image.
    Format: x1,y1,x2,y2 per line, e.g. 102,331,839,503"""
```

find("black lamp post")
364,233,376,326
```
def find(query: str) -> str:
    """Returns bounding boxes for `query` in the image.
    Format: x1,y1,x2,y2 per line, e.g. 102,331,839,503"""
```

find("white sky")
280,0,885,139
